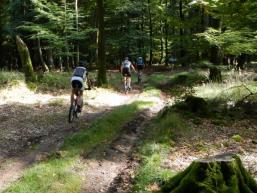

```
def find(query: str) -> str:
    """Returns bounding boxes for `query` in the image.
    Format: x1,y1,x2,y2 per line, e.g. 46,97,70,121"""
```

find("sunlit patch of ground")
0,82,69,105
0,83,167,157
85,87,166,112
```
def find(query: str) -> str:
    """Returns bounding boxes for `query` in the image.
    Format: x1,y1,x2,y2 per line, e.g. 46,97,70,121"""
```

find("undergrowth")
0,71,25,88
133,113,189,193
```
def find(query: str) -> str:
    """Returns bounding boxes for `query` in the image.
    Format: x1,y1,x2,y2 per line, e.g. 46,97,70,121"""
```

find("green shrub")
0,71,25,88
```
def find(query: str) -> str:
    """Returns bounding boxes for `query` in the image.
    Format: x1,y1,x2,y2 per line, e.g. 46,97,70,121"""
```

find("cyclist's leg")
127,77,132,90
77,90,83,112
70,88,75,106
137,69,141,80
127,69,132,89
123,75,127,90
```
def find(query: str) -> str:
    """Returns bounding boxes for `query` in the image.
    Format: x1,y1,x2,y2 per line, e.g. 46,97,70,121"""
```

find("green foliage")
197,28,257,56
37,71,71,91
0,71,25,88
231,135,243,143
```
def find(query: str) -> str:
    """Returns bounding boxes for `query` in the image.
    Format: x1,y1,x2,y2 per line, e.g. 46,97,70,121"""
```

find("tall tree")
96,0,107,85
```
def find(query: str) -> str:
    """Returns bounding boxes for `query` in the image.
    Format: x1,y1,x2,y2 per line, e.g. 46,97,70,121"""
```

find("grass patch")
133,113,189,193
0,70,71,92
4,159,81,193
143,86,162,97
63,101,153,155
0,71,25,88
37,72,71,91
147,73,170,86
194,70,257,101
3,101,153,193
48,99,66,107
155,71,207,97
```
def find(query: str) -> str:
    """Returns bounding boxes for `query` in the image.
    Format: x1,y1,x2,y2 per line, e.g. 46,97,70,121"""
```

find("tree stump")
160,153,257,193
16,35,36,81
209,67,222,82
185,95,208,114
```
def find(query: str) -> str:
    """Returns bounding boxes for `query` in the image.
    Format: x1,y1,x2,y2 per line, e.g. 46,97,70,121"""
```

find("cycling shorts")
122,67,131,77
71,76,84,91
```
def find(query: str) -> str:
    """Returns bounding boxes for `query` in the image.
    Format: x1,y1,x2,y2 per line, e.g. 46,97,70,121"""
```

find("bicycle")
123,75,131,94
68,88,83,123
68,97,78,123
137,70,142,84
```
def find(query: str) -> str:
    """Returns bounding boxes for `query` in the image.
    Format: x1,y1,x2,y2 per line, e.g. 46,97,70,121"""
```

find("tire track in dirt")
79,104,165,193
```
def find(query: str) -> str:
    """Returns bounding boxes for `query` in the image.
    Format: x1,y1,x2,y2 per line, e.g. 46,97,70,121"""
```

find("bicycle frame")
68,94,79,123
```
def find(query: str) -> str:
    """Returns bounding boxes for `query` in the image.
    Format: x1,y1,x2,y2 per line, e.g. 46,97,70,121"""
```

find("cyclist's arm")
131,63,136,73
120,64,123,73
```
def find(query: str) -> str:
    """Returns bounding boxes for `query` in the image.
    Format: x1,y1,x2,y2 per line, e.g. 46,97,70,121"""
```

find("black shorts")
137,65,144,70
71,80,83,90
122,67,131,77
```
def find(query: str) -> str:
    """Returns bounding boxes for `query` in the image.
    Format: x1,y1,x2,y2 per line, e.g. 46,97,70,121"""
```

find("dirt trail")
79,112,150,193
78,93,166,193
0,83,167,192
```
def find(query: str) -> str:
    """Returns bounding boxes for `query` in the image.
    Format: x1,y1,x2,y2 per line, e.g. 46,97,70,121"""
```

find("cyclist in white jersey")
70,66,87,112
121,57,136,91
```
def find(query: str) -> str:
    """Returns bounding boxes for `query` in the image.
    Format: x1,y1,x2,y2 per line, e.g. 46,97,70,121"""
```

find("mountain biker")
70,66,87,113
136,56,144,83
136,56,144,70
121,57,136,91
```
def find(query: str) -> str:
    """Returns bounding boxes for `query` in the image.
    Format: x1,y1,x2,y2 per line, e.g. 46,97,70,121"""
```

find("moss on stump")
160,153,257,193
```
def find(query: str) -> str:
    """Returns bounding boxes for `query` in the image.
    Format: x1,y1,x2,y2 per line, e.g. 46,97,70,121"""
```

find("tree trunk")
161,153,257,193
96,0,107,86
46,49,54,69
37,38,49,72
237,54,247,70
179,0,186,66
64,0,70,71
75,0,79,66
160,21,164,64
16,35,36,81
209,66,222,82
209,16,222,65
164,0,168,66
148,0,153,66
59,56,63,71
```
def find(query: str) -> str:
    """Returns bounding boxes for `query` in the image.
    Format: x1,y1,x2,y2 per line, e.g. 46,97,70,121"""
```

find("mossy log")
209,67,222,82
160,153,257,193
16,35,36,81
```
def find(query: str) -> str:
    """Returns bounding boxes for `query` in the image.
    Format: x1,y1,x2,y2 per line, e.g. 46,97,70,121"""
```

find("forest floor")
0,69,257,192
0,79,166,192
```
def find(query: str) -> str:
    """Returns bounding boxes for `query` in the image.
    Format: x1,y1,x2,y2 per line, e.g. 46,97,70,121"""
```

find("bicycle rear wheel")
68,104,78,123
68,105,74,123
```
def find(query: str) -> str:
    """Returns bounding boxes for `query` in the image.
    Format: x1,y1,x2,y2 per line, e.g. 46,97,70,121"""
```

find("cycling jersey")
71,67,87,91
122,60,132,69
